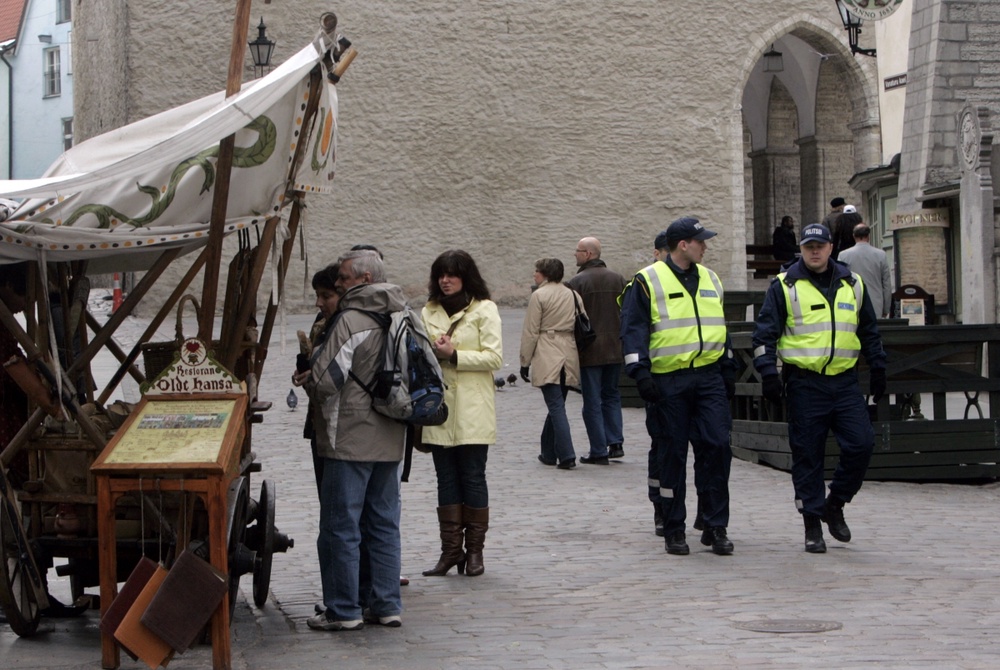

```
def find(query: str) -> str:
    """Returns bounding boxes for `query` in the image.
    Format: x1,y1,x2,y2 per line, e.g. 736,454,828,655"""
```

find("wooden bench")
729,324,1000,482
745,244,784,279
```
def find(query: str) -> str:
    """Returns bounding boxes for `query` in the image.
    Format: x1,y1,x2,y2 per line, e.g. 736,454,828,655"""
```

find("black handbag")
572,291,597,351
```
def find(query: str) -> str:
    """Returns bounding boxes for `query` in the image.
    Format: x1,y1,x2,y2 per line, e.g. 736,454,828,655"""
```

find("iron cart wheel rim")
0,490,43,636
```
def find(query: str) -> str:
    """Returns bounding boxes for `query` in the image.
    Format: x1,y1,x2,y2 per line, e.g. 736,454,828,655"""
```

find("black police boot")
665,531,689,555
701,526,734,555
822,496,851,542
653,502,664,537
804,515,827,554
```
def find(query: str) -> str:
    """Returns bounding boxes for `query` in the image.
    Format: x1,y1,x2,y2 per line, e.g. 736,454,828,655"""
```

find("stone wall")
72,1,857,313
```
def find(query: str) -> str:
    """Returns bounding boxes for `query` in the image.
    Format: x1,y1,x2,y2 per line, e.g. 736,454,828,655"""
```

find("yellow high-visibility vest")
776,273,864,375
637,262,727,374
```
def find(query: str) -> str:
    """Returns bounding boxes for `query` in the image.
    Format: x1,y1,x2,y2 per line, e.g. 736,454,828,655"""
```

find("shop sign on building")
890,207,950,231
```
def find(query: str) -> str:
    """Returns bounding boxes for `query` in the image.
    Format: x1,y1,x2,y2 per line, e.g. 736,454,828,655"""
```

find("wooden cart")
0,7,355,668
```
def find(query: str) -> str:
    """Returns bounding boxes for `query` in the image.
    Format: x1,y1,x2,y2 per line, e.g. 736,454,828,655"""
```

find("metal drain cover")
735,619,843,634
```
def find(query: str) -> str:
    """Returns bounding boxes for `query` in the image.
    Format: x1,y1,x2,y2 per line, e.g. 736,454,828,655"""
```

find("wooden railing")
729,323,1000,481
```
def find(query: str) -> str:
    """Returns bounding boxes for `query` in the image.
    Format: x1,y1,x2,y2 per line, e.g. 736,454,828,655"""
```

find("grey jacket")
837,242,892,318
565,259,627,367
309,282,407,461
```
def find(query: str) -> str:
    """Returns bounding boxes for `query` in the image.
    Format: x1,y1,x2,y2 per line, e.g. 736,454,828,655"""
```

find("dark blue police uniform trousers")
646,403,706,517
785,367,874,518
653,366,731,535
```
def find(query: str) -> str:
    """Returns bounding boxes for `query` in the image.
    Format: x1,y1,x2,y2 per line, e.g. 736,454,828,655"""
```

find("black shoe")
608,443,624,459
805,526,827,553
700,526,734,555
579,455,609,465
653,503,664,537
665,531,689,555
556,458,577,470
822,497,851,542
804,515,827,553
41,595,88,618
537,454,556,466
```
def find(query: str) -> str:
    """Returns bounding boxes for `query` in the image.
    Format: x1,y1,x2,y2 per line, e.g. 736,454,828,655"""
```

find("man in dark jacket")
566,237,628,464
751,223,886,554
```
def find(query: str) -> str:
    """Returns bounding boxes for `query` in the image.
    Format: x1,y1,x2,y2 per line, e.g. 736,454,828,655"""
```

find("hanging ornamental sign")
841,0,905,21
141,338,244,396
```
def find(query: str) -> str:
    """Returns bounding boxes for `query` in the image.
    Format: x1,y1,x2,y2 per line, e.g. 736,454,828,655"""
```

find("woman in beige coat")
420,250,503,577
519,258,581,470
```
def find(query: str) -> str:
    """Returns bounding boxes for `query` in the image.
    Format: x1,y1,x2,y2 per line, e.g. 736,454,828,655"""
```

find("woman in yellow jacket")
420,250,503,577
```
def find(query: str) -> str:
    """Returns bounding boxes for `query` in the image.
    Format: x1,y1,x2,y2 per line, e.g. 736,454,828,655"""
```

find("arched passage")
736,19,882,266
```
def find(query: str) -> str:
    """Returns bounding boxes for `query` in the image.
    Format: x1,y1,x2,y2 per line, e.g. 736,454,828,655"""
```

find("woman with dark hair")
293,263,342,495
519,257,581,470
420,250,503,577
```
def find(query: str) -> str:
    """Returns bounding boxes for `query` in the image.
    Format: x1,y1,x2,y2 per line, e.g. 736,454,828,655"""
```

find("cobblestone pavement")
4,306,1000,669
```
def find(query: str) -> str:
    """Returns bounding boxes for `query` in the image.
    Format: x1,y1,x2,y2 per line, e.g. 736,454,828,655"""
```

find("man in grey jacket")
837,223,892,318
308,250,407,631
566,237,627,463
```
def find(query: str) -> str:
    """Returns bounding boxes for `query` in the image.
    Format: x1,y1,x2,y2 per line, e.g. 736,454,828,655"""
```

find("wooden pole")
198,0,254,343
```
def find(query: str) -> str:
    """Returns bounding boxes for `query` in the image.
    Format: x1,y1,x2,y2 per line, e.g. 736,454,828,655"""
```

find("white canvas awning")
0,32,339,271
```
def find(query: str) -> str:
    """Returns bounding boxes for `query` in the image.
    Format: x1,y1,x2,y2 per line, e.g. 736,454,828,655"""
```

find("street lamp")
763,44,784,73
835,0,876,57
248,17,276,78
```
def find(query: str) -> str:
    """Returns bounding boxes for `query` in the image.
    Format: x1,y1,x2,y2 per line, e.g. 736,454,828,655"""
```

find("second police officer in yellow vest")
620,217,737,556
751,223,886,553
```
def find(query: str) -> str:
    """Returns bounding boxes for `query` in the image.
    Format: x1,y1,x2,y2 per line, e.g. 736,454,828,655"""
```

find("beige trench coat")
519,280,581,387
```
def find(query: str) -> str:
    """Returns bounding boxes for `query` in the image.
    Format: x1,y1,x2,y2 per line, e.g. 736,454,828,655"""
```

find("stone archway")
738,20,882,257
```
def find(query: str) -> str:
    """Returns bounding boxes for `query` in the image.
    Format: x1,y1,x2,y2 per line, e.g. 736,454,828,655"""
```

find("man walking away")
566,236,628,464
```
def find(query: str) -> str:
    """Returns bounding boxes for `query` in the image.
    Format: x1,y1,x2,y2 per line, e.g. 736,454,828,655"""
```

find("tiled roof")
0,0,26,44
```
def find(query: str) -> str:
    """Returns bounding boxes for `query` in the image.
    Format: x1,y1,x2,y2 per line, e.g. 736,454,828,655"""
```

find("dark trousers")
429,444,489,508
786,369,874,517
653,369,732,535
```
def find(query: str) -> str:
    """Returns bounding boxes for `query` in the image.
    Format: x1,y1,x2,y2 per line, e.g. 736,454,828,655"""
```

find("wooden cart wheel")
251,480,275,608
0,492,43,636
225,476,251,619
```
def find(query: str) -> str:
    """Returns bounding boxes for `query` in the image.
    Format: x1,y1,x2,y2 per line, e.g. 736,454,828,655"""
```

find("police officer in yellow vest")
751,223,886,553
620,217,737,556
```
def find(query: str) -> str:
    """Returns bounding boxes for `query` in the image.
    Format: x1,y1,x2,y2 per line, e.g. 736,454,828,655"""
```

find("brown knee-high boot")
422,504,466,576
462,505,489,577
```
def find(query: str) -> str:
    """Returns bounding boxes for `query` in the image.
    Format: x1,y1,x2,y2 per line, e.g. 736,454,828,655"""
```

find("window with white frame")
44,47,61,97
57,0,71,24
62,118,73,150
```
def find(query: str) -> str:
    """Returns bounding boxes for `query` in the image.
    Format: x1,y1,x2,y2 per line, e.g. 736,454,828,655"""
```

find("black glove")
869,368,886,404
296,353,310,373
520,366,531,384
762,374,782,403
636,377,661,404
723,375,736,401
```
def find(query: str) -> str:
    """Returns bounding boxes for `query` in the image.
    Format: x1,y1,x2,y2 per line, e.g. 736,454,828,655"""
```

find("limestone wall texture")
73,1,844,312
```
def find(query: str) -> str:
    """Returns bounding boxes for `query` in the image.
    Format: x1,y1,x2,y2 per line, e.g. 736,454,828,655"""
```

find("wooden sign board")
141,338,244,396
92,394,246,475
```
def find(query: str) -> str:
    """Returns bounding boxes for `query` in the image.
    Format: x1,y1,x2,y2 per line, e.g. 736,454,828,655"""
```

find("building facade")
70,1,999,323
0,0,74,179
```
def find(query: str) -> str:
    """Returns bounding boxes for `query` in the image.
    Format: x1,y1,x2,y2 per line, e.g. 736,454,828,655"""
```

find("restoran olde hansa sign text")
842,0,905,21
141,338,244,396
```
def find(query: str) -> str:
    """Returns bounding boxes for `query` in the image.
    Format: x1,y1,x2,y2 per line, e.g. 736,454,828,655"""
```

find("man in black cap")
751,223,886,553
822,197,846,230
619,216,737,556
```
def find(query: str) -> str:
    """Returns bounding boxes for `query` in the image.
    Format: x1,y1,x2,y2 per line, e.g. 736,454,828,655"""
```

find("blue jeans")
579,364,624,457
429,444,489,508
540,383,575,463
317,459,401,620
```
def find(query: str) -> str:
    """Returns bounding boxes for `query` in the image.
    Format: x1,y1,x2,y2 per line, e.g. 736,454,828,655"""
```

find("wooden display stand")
91,339,246,670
